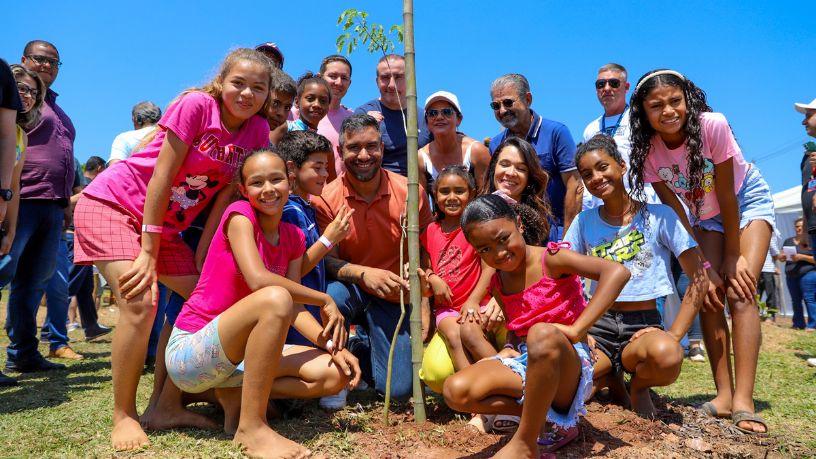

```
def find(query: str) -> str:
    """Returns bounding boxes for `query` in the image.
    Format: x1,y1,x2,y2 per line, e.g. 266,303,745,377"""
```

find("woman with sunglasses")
419,91,490,191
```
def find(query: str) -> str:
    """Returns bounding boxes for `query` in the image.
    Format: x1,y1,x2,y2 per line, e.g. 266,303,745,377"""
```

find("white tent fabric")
772,185,803,317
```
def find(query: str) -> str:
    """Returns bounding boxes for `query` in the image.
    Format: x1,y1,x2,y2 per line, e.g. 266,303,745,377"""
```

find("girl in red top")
419,166,497,371
443,194,629,459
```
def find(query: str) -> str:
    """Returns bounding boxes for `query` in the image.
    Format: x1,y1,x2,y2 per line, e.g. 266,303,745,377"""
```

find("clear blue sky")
2,1,813,195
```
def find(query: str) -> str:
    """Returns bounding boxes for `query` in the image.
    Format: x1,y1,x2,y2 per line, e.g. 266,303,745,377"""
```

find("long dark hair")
628,69,711,217
482,137,551,239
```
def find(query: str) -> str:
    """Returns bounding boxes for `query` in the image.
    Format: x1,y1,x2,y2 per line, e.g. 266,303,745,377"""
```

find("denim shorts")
495,341,594,429
695,166,777,235
589,309,663,374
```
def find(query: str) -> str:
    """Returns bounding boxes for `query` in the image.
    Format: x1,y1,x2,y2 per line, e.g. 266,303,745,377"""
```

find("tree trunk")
402,0,426,423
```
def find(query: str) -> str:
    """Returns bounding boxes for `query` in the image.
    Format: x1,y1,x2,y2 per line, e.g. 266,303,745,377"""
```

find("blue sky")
2,0,814,195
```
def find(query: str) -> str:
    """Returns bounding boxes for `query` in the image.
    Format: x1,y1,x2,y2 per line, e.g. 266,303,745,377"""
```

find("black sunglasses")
489,99,515,111
595,78,621,89
426,107,456,118
26,54,62,67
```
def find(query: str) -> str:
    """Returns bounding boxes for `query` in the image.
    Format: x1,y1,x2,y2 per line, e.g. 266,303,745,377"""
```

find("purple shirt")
21,89,75,201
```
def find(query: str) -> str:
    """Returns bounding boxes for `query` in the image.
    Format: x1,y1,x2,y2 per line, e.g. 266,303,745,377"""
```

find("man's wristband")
142,224,163,234
318,235,334,250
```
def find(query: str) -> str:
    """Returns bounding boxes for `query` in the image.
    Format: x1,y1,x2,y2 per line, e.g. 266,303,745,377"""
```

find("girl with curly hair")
627,69,775,435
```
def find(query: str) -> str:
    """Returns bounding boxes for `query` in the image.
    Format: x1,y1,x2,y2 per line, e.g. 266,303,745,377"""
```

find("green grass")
0,306,814,457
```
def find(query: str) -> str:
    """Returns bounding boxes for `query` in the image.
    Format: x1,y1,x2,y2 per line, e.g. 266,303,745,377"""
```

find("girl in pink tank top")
442,194,629,458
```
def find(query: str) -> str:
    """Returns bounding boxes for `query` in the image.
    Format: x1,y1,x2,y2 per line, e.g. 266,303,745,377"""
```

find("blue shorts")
495,341,594,429
695,166,777,235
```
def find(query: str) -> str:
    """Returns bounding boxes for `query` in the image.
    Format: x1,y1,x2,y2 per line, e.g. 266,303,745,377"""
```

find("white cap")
424,90,461,113
794,98,816,114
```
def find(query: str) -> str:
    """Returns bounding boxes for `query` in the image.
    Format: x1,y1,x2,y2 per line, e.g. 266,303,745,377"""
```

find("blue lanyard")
600,105,627,137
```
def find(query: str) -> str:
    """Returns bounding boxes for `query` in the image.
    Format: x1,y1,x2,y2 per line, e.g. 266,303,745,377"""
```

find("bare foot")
233,425,311,459
141,404,219,431
493,438,538,459
112,415,149,451
630,388,656,418
466,414,491,433
606,372,631,409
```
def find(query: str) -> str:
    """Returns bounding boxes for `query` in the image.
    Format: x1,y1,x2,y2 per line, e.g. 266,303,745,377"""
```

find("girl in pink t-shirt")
628,69,774,435
72,48,275,450
419,166,497,373
167,150,359,458
443,195,629,458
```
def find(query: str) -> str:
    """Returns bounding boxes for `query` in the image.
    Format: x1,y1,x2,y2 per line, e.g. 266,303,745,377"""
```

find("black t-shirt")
782,236,815,277
800,154,816,234
0,58,22,112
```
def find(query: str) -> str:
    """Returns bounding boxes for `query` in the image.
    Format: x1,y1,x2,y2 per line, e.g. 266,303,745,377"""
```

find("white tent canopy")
772,184,804,318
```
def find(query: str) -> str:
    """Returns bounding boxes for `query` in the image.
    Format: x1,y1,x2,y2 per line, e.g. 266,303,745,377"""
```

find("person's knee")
527,323,569,361
459,320,484,348
256,286,294,323
442,373,471,410
646,337,683,371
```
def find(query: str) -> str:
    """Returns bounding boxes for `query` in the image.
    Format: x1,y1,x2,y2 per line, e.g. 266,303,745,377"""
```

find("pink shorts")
435,303,489,323
74,194,198,277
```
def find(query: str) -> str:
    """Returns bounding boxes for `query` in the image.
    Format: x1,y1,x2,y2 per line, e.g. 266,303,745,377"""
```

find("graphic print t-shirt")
84,92,270,233
563,204,697,301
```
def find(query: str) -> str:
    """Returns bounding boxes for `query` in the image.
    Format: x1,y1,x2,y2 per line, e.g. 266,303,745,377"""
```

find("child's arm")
419,245,452,304
227,214,347,348
547,248,630,343
119,130,189,300
667,248,707,341
714,158,756,300
300,205,354,277
285,260,361,388
0,140,25,256
195,184,238,272
458,261,499,329
653,181,725,310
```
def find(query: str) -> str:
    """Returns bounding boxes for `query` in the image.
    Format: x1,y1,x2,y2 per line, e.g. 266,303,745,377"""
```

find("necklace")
604,200,632,219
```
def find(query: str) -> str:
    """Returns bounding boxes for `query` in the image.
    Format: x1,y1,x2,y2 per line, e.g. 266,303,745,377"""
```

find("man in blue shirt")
489,74,581,240
355,54,430,177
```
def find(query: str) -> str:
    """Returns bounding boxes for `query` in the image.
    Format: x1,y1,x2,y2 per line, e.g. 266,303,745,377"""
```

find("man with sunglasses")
354,54,431,177
1,40,75,373
488,73,580,241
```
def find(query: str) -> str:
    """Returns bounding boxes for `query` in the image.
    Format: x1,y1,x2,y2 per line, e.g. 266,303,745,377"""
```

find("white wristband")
318,235,334,250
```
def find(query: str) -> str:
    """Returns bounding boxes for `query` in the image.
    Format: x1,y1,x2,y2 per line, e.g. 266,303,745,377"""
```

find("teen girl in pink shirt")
443,195,629,459
73,48,274,450
628,69,775,435
167,150,358,458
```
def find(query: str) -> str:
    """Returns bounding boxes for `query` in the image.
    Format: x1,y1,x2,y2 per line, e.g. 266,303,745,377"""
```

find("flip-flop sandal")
732,410,769,436
490,414,520,433
699,401,730,418
537,425,579,453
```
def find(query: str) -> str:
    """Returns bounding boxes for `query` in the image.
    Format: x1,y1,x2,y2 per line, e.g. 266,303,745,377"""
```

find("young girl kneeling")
565,134,707,417
166,151,359,458
443,195,629,459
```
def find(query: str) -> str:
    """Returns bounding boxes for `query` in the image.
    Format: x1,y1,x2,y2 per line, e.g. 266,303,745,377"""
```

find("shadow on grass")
0,358,110,414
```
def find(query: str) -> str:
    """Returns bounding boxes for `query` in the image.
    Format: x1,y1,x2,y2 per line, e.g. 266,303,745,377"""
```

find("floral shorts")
495,341,594,429
166,316,292,394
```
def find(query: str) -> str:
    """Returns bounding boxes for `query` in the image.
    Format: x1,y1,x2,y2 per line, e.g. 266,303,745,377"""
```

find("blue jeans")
797,271,816,329
64,232,98,329
327,280,412,399
1,200,64,363
786,273,806,329
41,236,71,352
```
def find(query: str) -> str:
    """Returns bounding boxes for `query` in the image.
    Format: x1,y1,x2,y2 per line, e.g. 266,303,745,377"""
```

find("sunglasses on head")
426,107,456,118
489,99,515,111
595,78,621,89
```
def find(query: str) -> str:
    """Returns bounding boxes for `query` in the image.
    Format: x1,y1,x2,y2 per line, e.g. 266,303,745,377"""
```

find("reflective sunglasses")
426,107,456,118
489,99,515,111
595,78,621,89
16,83,39,99
25,54,62,67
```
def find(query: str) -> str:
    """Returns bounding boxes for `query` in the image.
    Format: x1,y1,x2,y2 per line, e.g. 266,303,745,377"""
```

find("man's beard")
346,159,381,182
499,113,518,129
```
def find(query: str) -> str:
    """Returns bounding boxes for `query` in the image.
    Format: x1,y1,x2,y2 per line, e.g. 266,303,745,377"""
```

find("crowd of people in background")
1,38,815,458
